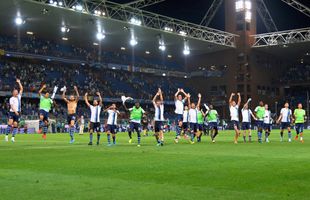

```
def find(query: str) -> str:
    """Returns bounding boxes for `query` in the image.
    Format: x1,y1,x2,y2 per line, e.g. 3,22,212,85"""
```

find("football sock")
112,135,116,144
107,134,111,144
6,125,12,135
89,133,93,143
12,128,18,137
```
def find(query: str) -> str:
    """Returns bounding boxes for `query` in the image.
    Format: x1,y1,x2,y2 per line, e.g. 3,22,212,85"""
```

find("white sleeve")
128,107,133,111
280,108,284,115
141,108,146,113
254,107,258,112
9,98,14,106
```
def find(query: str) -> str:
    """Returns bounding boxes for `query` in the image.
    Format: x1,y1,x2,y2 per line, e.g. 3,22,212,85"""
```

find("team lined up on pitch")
4,79,306,146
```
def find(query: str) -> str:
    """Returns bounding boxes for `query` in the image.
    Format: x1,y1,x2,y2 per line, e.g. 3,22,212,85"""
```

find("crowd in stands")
280,64,310,83
0,34,182,71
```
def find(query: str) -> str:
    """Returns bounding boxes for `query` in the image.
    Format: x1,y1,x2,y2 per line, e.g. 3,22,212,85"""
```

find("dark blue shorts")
190,123,198,133
129,122,141,132
176,114,183,122
155,121,163,132
242,122,251,130
209,122,218,130
107,124,117,134
197,124,203,131
39,109,49,121
281,122,291,129
295,123,304,133
256,120,264,128
231,120,239,129
9,112,20,123
67,114,76,125
182,122,189,130
264,123,272,131
90,122,100,132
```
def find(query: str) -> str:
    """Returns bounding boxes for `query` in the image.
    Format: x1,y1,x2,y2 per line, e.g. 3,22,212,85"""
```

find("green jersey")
129,107,145,123
294,109,305,123
197,111,204,124
39,96,53,112
255,106,265,120
207,110,218,122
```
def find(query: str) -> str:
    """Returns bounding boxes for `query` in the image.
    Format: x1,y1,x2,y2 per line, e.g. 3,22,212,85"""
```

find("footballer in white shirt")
187,93,202,144
84,92,103,145
229,93,241,144
174,88,189,143
263,104,272,143
5,78,23,143
241,98,257,143
105,104,120,146
153,88,165,146
276,102,293,142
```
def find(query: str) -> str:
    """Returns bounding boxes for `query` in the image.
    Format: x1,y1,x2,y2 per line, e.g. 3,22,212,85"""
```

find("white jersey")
280,108,292,123
107,110,118,125
175,99,185,115
241,108,252,123
80,118,85,125
9,94,22,112
183,110,189,123
230,105,239,121
90,105,102,123
264,110,272,124
188,108,198,123
154,104,164,121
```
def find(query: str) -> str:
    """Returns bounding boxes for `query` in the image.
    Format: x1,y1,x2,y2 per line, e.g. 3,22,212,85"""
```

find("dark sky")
113,0,310,33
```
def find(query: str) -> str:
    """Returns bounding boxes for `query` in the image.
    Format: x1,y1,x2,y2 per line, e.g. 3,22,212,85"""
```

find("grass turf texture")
0,130,310,200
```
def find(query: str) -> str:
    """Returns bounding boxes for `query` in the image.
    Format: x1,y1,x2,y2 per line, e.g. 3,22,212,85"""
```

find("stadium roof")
0,0,235,62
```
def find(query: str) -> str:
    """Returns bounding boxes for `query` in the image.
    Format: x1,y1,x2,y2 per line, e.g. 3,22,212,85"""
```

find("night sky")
113,0,310,33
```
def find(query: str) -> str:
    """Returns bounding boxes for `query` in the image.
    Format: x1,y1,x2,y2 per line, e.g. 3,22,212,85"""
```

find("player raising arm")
38,84,54,140
241,98,257,143
187,93,202,144
276,102,293,142
174,88,189,143
104,104,120,146
229,93,241,144
5,78,23,143
85,92,103,145
62,86,79,144
153,88,165,146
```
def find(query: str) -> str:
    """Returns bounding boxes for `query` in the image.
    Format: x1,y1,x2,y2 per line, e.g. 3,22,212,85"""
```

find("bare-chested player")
62,86,79,143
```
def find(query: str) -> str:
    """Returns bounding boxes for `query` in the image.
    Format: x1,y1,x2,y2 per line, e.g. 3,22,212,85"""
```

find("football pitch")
0,130,309,200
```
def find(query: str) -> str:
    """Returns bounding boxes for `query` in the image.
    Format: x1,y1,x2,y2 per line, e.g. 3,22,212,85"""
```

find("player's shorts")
176,114,183,122
9,112,20,123
154,121,163,132
189,123,198,132
231,120,239,129
129,122,141,132
242,122,251,130
197,123,203,131
295,123,304,133
39,109,49,121
142,122,148,130
256,120,264,129
67,114,76,125
209,122,218,130
264,123,272,131
182,122,189,130
281,122,291,129
107,124,117,134
89,122,100,132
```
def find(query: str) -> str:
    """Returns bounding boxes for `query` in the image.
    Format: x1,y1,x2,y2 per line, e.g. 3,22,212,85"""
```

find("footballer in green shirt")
206,104,219,143
293,103,306,143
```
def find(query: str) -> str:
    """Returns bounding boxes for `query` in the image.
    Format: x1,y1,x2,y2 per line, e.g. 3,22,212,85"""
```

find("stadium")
0,0,309,199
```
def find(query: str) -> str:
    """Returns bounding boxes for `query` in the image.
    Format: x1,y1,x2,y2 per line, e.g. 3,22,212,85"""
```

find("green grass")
0,130,310,200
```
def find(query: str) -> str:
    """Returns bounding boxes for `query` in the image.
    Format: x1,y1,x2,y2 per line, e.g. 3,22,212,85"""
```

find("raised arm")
158,88,163,102
152,91,159,107
84,93,91,107
96,92,103,106
16,78,23,95
174,88,180,101
229,93,235,107
38,84,46,97
197,93,202,108
187,93,191,107
62,88,69,103
74,86,79,102
237,93,241,107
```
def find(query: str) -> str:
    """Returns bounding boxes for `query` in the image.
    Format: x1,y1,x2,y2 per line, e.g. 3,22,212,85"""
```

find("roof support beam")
124,0,166,9
27,0,237,47
252,27,310,47
200,0,224,27
280,0,310,18
256,0,278,33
